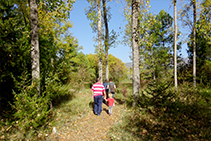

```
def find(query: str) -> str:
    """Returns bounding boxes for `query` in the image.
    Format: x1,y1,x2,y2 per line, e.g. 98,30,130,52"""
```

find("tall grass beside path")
50,89,93,131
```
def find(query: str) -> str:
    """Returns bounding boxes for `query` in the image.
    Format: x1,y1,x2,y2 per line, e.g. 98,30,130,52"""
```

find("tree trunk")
193,0,196,88
132,0,140,107
102,0,109,81
97,0,103,82
30,0,40,94
174,0,178,91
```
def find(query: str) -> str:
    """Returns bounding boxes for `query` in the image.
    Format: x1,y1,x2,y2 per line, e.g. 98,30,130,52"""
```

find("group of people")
91,77,116,116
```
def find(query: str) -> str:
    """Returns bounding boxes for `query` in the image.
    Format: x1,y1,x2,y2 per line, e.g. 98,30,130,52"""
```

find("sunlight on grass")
108,83,211,141
51,89,92,129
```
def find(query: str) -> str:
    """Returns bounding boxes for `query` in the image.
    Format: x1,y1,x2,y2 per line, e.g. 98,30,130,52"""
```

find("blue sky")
69,0,189,63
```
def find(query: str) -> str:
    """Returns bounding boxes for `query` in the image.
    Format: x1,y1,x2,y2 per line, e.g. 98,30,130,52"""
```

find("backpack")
109,82,115,93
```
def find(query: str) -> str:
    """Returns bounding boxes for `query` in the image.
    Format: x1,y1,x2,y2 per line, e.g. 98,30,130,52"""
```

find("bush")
11,83,51,137
139,79,176,109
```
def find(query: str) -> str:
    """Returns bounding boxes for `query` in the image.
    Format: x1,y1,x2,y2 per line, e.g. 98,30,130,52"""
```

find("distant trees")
85,0,118,82
86,53,127,84
180,0,210,86
124,0,187,103
185,0,211,86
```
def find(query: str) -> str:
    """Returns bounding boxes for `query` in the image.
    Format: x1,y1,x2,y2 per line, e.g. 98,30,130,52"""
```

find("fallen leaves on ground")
46,103,124,141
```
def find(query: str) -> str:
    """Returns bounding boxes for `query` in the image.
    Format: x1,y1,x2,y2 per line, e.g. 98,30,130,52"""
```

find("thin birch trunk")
97,0,103,83
30,0,40,94
102,0,109,81
174,0,178,91
132,0,140,107
193,0,196,88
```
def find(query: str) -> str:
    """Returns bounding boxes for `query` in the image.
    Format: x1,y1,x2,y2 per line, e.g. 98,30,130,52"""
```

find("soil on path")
47,102,125,141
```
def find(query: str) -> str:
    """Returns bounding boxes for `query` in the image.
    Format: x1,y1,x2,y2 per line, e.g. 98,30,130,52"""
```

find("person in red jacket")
106,93,115,115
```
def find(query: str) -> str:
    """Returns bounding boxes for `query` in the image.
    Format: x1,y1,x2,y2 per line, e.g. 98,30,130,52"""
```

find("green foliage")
10,72,51,138
0,0,80,112
142,79,175,107
107,54,127,84
141,10,182,80
111,81,211,140
12,89,51,132
181,0,211,86
45,73,74,106
85,0,98,32
186,2,211,86
85,53,128,84
0,0,31,113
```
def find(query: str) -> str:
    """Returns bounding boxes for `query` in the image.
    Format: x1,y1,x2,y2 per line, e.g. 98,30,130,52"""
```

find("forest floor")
46,100,125,141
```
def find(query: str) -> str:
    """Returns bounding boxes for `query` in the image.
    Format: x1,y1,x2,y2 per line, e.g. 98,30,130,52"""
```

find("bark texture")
102,0,109,81
30,0,40,93
132,0,140,106
97,0,103,82
193,0,196,88
174,0,178,91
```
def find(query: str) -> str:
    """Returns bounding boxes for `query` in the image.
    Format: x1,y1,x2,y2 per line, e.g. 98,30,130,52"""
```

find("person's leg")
94,96,98,115
106,90,108,99
108,106,111,114
97,95,103,115
109,106,113,115
110,106,113,114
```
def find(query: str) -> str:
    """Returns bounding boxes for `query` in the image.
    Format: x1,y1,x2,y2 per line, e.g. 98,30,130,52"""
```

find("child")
106,93,115,115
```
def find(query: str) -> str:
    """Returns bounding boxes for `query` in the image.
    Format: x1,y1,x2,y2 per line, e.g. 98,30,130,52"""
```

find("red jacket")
107,98,115,106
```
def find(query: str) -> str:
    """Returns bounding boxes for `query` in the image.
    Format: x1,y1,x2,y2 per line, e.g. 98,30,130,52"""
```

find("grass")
50,89,93,130
108,83,211,140
3,80,210,140
0,88,93,140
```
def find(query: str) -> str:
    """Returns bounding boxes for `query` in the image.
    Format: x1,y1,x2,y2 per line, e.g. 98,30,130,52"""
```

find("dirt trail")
46,102,125,141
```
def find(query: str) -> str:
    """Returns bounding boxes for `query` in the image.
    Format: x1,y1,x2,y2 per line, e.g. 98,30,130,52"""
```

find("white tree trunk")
30,0,40,94
174,0,178,91
97,0,103,83
193,0,196,88
102,0,109,81
132,0,140,107
105,52,109,81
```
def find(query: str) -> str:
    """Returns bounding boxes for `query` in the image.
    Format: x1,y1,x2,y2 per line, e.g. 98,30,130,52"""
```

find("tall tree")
102,0,109,81
179,0,199,87
131,0,140,107
85,0,103,81
30,0,40,94
174,0,178,91
150,10,175,79
193,0,196,87
186,0,211,85
97,0,103,82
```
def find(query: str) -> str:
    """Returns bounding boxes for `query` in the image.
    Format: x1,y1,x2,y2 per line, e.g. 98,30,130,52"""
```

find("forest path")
46,101,125,141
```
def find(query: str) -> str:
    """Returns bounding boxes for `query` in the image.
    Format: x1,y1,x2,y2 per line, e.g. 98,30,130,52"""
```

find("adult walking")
107,78,116,98
91,77,106,116
103,79,109,99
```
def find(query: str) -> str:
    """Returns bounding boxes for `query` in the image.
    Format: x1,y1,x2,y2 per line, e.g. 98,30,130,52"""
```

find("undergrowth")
51,89,93,129
109,81,211,140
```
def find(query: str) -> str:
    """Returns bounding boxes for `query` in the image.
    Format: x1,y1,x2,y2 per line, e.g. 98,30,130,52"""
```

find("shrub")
139,79,176,109
11,83,51,137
